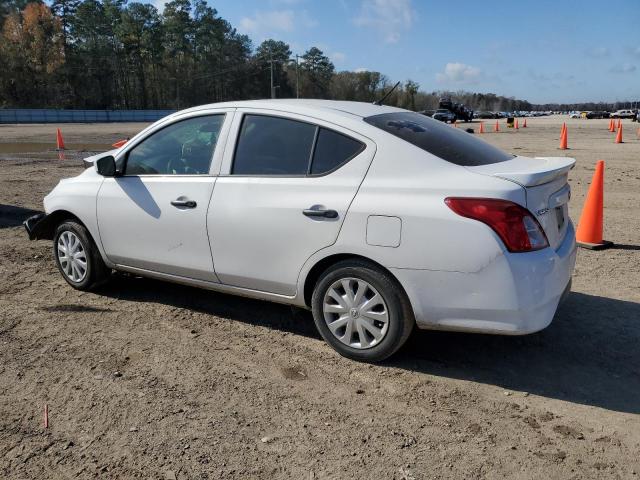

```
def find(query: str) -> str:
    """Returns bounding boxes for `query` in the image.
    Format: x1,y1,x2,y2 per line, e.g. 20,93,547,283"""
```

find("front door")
97,114,227,281
208,111,374,295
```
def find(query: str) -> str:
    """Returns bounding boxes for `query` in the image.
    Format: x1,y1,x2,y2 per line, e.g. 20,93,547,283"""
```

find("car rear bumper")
391,221,577,335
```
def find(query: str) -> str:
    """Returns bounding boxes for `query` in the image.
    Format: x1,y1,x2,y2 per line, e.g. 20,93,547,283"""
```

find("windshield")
364,112,514,167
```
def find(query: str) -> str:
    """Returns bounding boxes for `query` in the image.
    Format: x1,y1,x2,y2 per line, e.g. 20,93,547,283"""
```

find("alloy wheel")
57,231,87,283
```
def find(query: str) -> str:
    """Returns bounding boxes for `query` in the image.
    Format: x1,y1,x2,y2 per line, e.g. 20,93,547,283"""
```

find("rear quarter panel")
297,137,527,297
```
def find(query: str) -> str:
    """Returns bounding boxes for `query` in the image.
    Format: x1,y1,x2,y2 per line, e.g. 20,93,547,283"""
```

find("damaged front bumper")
24,212,52,240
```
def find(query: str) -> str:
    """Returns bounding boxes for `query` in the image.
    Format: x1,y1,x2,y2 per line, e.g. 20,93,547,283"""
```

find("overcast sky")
209,0,640,104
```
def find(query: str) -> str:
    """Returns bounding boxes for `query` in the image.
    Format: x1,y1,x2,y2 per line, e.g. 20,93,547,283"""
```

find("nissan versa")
24,100,576,362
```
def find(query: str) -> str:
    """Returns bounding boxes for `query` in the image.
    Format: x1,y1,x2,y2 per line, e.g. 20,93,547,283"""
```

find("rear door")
207,110,375,295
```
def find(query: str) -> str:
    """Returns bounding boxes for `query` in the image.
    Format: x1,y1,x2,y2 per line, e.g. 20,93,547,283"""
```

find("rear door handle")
303,208,338,219
171,199,197,208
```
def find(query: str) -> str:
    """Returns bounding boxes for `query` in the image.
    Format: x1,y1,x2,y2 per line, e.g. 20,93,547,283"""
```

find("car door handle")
303,208,338,219
171,199,197,208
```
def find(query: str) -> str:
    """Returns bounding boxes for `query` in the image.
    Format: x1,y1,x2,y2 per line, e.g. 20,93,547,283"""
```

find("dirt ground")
1,116,639,480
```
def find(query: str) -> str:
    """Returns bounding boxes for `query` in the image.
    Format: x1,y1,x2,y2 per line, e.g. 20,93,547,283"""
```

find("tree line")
1,0,633,112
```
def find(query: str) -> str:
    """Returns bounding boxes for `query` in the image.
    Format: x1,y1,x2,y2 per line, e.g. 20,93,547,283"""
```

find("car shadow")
392,291,640,414
97,274,320,338
97,276,639,414
0,204,41,228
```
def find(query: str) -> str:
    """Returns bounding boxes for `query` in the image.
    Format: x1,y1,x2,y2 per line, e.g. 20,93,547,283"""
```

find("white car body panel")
97,176,218,281
39,99,576,336
208,107,376,295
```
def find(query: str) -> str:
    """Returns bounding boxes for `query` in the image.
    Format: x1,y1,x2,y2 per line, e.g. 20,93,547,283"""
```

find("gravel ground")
1,116,639,479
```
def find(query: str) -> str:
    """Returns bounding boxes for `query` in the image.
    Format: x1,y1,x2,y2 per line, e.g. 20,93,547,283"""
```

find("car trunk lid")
466,156,575,250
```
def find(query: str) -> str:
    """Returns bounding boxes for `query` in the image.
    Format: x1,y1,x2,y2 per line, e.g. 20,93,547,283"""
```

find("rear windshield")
364,112,514,166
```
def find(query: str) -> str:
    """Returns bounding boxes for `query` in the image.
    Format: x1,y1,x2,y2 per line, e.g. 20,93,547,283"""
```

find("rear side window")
232,115,316,175
364,112,513,166
311,128,364,175
232,114,365,176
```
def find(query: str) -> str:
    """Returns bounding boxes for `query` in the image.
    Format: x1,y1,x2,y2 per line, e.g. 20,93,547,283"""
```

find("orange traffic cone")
559,123,568,149
636,127,640,138
522,118,527,128
112,139,128,148
615,123,623,143
479,122,485,133
56,128,65,150
617,119,622,130
453,120,458,128
494,120,500,132
608,119,614,132
576,160,613,249
514,118,519,130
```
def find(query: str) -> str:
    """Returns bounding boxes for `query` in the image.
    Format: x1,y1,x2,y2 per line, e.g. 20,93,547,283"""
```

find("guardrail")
0,109,176,124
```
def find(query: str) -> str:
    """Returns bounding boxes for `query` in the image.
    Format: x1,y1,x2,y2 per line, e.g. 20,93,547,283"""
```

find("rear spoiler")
466,156,575,187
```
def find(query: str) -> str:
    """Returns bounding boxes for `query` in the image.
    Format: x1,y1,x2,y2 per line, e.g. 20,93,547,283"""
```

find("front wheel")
311,260,415,362
53,220,110,290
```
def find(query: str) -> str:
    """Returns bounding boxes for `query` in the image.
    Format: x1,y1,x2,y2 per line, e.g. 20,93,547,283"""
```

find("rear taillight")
445,198,549,253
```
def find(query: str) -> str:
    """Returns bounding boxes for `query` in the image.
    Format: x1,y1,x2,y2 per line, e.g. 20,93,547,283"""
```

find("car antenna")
373,81,401,106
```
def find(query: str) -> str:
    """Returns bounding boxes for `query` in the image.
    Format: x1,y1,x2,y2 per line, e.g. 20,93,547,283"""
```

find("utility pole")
269,50,276,99
295,54,300,99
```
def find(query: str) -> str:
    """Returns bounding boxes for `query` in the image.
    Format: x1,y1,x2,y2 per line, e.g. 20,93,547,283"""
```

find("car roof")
176,99,407,120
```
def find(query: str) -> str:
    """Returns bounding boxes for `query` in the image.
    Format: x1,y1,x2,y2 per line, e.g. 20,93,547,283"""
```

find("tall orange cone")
514,118,519,130
453,120,458,128
608,119,614,132
617,118,622,130
522,118,527,128
576,160,612,249
559,123,568,149
494,120,500,132
479,121,485,133
56,128,65,150
636,127,640,138
615,123,623,143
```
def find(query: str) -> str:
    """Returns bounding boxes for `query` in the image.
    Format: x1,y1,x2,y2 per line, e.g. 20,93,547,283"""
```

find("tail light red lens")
445,198,549,252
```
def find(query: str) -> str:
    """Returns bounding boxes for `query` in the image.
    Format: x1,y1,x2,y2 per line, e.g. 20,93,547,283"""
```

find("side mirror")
96,155,117,177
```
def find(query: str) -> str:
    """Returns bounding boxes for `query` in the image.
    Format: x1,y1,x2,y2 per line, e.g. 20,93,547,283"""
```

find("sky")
206,0,640,104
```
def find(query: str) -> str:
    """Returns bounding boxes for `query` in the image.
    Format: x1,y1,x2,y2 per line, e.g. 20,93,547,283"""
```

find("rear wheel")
311,259,414,362
53,220,110,290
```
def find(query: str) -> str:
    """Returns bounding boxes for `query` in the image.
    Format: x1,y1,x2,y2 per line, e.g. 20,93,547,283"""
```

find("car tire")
53,220,110,291
311,259,415,362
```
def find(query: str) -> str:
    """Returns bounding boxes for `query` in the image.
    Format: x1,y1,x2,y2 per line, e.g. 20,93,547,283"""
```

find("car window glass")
364,112,513,167
125,115,224,175
232,115,316,175
311,128,364,175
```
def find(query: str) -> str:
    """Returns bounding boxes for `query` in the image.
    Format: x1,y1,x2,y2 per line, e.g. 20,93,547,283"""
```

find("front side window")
364,112,514,167
125,115,224,175
232,114,365,176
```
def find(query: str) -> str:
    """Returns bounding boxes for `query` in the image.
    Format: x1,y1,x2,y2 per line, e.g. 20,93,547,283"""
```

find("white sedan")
25,100,576,362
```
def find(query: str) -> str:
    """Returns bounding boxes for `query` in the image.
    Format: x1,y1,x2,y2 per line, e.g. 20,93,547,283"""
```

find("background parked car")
432,109,456,123
586,111,610,119
474,111,496,119
610,109,635,119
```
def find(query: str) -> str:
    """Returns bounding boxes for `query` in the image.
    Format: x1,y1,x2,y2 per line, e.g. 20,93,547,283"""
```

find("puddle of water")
0,142,113,153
